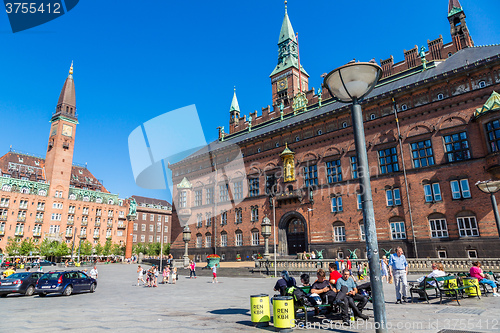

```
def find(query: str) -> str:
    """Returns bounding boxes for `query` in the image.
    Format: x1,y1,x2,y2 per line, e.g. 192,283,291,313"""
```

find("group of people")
274,264,370,325
137,264,178,287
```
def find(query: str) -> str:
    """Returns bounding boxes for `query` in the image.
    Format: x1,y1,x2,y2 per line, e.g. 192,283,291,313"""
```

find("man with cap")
274,270,296,296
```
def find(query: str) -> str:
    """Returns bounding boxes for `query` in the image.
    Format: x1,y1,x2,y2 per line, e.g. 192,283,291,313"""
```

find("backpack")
143,269,147,275
286,286,313,307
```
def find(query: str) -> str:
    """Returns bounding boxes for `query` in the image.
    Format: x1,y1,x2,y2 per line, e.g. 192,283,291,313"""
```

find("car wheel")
25,285,35,296
89,283,96,293
0,294,7,298
39,293,47,297
62,285,72,296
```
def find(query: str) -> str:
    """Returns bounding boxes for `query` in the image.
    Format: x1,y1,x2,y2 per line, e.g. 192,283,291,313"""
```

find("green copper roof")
176,177,192,189
229,90,240,112
474,91,500,118
448,6,463,17
270,56,309,77
278,11,296,45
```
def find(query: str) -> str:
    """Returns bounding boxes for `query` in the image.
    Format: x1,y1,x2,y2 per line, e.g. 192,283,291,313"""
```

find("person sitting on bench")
415,262,446,299
470,261,500,297
336,269,369,323
310,269,345,313
274,270,296,296
300,273,311,287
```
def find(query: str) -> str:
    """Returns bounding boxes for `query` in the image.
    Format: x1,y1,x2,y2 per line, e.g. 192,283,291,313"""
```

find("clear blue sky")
0,0,499,203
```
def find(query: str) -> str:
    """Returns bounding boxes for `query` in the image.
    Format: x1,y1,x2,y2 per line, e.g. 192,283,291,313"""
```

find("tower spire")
55,62,77,120
230,86,240,112
448,0,462,15
448,0,473,50
229,87,240,128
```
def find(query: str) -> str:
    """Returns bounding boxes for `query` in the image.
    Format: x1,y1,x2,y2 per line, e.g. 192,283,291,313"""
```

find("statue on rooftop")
128,197,137,217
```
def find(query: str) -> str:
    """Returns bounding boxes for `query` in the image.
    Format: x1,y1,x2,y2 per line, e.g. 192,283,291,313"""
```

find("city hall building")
170,0,500,260
0,64,129,253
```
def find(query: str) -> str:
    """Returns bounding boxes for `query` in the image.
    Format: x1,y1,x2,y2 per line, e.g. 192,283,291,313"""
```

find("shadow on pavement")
209,308,250,316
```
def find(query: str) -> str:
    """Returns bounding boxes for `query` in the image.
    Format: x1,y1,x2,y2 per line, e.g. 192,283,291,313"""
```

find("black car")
0,272,44,297
35,270,97,297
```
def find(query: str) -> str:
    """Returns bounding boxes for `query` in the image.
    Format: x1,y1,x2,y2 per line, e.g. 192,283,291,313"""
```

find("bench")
409,278,439,303
435,276,480,305
292,286,341,325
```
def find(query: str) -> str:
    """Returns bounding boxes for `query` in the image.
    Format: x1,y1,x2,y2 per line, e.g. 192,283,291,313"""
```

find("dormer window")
317,129,322,135
342,122,348,128
370,113,376,120
401,104,408,111
437,93,444,100
479,80,486,88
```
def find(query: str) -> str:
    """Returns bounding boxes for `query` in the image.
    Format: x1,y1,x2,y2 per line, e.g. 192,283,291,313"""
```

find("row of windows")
194,230,260,248
0,223,123,238
139,213,169,223
331,215,479,242
133,223,169,233
194,207,259,228
132,234,169,243
332,179,472,212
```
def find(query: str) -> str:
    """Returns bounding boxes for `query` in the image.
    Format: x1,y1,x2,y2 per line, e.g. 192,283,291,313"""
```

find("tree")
102,239,112,256
54,242,70,257
146,242,160,256
162,243,171,256
111,244,124,256
132,243,146,255
19,238,39,256
94,243,103,256
5,237,20,256
78,240,93,256
39,239,57,257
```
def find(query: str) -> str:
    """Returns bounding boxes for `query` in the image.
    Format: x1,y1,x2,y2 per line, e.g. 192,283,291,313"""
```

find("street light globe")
182,225,191,242
323,62,382,102
261,216,272,238
476,180,500,194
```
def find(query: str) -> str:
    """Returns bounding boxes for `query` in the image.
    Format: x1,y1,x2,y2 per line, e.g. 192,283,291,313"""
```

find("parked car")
0,272,44,297
35,271,97,297
30,260,57,267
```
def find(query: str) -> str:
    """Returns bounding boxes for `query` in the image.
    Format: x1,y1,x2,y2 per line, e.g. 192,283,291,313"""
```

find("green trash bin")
273,296,294,332
250,294,270,327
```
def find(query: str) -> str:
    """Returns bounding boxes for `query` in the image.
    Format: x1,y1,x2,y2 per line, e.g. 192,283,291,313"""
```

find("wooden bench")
409,277,439,303
435,276,480,305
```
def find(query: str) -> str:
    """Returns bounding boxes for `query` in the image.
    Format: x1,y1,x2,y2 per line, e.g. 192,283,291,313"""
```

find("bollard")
462,277,481,297
272,296,294,332
250,294,270,327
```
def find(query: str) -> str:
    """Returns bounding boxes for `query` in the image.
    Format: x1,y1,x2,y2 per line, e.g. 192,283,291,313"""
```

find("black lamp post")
261,216,272,260
476,180,500,238
324,61,387,332
182,225,191,267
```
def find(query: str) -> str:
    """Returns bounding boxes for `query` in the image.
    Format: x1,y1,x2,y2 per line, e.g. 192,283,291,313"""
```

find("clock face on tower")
62,124,73,137
277,78,288,91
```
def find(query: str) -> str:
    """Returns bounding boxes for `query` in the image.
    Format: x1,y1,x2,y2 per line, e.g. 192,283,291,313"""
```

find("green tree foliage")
94,243,103,256
39,239,57,257
146,242,160,256
54,242,70,257
111,244,124,256
78,240,93,256
132,243,146,255
19,238,39,256
162,243,171,256
5,237,20,256
102,239,112,256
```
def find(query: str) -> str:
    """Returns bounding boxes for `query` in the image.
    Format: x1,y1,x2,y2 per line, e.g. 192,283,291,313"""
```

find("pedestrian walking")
137,265,146,286
153,265,159,287
389,247,409,303
172,267,177,284
212,264,218,283
380,255,389,283
189,260,197,279
162,267,168,284
89,265,98,280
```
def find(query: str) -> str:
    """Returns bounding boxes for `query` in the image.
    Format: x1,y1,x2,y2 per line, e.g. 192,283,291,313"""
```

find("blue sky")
0,0,499,203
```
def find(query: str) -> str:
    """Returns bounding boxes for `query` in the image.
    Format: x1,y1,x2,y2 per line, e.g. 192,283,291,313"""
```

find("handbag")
388,275,393,284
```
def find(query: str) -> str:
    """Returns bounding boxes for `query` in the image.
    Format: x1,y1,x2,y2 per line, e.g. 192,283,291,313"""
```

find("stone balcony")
17,217,26,222
117,223,126,229
0,216,7,221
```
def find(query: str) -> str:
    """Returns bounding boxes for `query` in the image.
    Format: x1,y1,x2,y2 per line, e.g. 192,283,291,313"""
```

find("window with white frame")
205,212,212,226
15,223,24,235
333,223,346,242
156,236,160,242
331,196,343,212
219,183,229,202
163,236,168,243
233,181,243,200
249,178,259,197
194,190,202,206
390,221,406,239
49,225,60,234
148,235,153,242
150,214,154,221
196,234,202,248
80,227,86,235
326,159,342,183
157,215,161,222
457,216,479,237
164,225,168,233
52,202,63,209
19,200,28,209
33,224,42,236
117,230,123,237
206,187,214,205
235,208,242,224
0,221,5,233
424,183,442,202
141,224,146,231
360,224,366,241
179,191,187,208
220,211,227,225
386,188,401,206
133,223,138,231
51,213,62,221
157,223,161,232
149,224,154,232
205,234,211,248
196,214,202,228
221,233,227,247
235,231,243,246
429,218,449,238
450,179,471,199
251,230,259,246
82,207,89,215
66,226,73,236
132,234,137,242
142,213,146,220
251,206,259,222
350,156,358,179
140,235,145,242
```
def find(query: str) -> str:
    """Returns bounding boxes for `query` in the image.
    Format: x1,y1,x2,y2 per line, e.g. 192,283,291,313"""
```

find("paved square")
1,264,499,332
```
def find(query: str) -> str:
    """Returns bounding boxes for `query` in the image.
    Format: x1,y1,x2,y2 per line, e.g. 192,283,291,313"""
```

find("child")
212,263,218,283
172,267,177,284
357,263,364,281
162,267,167,284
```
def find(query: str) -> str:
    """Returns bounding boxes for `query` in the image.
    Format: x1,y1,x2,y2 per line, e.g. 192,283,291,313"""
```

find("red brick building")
128,195,171,245
169,0,500,260
0,64,128,254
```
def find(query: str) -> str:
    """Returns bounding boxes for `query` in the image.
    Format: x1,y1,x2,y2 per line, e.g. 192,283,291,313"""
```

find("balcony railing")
107,223,113,228
33,232,42,237
82,211,89,216
67,220,74,225
0,215,7,221
35,217,44,223
96,212,102,216
93,234,100,239
0,203,9,208
14,231,24,236
37,207,45,211
81,221,88,226
19,205,28,210
117,223,126,229
65,233,73,238
68,210,75,214
17,217,26,222
95,222,101,227
0,230,5,236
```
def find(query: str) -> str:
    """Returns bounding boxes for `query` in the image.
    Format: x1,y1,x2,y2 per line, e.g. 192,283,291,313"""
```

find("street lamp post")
182,225,191,267
476,180,500,238
261,216,272,260
324,61,387,332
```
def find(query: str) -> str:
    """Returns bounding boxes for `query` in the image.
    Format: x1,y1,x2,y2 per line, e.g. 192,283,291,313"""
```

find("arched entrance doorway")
278,211,308,255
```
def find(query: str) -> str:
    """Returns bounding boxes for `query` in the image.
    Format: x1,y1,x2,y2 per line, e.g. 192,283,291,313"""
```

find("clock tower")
270,3,309,108
45,63,78,196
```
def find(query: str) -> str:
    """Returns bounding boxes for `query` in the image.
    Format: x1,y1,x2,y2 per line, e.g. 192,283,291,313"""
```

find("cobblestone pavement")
0,264,498,332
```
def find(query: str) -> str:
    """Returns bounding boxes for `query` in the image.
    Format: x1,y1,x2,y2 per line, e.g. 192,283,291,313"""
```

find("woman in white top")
425,262,446,286
137,265,145,286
